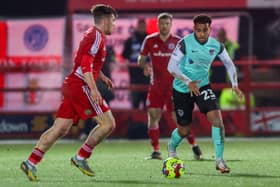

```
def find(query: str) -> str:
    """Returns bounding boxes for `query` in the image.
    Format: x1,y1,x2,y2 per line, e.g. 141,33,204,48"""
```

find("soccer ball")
162,157,185,179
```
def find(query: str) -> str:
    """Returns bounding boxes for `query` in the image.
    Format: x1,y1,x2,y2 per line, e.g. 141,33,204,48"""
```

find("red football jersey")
140,33,180,86
56,26,109,122
69,26,106,82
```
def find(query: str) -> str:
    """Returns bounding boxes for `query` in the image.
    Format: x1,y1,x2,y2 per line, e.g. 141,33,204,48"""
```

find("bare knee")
94,111,116,133
148,109,161,127
100,116,116,133
211,118,224,128
107,118,116,133
177,125,191,137
149,112,160,122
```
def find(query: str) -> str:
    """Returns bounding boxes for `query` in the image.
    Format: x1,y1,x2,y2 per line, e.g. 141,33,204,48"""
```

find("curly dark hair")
193,14,212,25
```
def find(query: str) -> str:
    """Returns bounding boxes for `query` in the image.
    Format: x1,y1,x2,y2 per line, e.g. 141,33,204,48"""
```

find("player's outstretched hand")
232,86,244,100
188,80,201,97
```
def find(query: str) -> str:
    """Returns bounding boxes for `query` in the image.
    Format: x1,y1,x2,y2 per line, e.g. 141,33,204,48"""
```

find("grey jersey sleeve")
167,39,192,85
217,48,238,87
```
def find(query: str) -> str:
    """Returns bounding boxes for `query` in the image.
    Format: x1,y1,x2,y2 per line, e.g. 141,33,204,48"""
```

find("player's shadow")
185,158,242,162
232,173,280,179
191,172,280,179
73,179,186,185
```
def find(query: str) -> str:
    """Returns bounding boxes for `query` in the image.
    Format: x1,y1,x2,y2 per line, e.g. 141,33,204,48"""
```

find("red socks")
186,129,196,146
148,127,160,151
28,148,45,165
27,143,94,166
77,143,94,159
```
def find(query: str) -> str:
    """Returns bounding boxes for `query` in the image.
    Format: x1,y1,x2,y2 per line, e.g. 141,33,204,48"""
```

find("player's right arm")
138,54,151,77
137,54,146,68
80,50,102,105
84,71,102,104
167,40,201,96
167,40,191,83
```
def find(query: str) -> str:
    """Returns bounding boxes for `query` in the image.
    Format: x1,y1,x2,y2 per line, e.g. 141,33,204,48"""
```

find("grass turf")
0,139,279,187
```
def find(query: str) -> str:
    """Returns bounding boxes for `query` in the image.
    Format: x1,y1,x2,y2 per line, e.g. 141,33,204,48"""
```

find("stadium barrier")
1,59,280,139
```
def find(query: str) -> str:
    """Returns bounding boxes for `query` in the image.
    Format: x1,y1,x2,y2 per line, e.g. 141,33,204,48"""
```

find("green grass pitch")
0,138,279,187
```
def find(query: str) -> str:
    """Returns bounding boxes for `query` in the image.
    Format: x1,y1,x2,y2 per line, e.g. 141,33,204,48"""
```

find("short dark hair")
90,4,117,23
157,12,173,21
193,14,212,25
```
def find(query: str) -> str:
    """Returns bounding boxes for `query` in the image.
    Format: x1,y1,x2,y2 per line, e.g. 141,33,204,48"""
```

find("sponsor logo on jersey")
209,49,215,55
153,51,172,57
188,58,194,64
24,24,48,51
153,44,158,48
84,109,92,115
168,43,175,50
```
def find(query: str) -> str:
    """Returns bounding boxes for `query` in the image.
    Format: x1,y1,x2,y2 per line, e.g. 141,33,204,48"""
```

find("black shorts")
173,84,220,126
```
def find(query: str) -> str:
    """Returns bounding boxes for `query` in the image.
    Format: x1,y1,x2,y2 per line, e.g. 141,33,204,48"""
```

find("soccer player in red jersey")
20,4,117,181
138,13,202,160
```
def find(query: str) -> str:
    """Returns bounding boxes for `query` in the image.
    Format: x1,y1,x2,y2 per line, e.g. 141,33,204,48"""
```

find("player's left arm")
217,46,243,99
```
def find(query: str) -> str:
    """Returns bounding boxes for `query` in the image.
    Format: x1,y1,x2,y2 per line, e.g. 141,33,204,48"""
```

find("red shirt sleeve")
80,29,101,74
81,53,94,73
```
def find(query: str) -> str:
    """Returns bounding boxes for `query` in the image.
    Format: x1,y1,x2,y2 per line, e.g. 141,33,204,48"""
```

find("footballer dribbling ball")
162,157,185,179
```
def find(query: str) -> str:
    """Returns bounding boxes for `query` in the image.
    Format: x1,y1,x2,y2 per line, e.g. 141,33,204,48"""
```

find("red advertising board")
68,0,247,12
0,22,7,107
